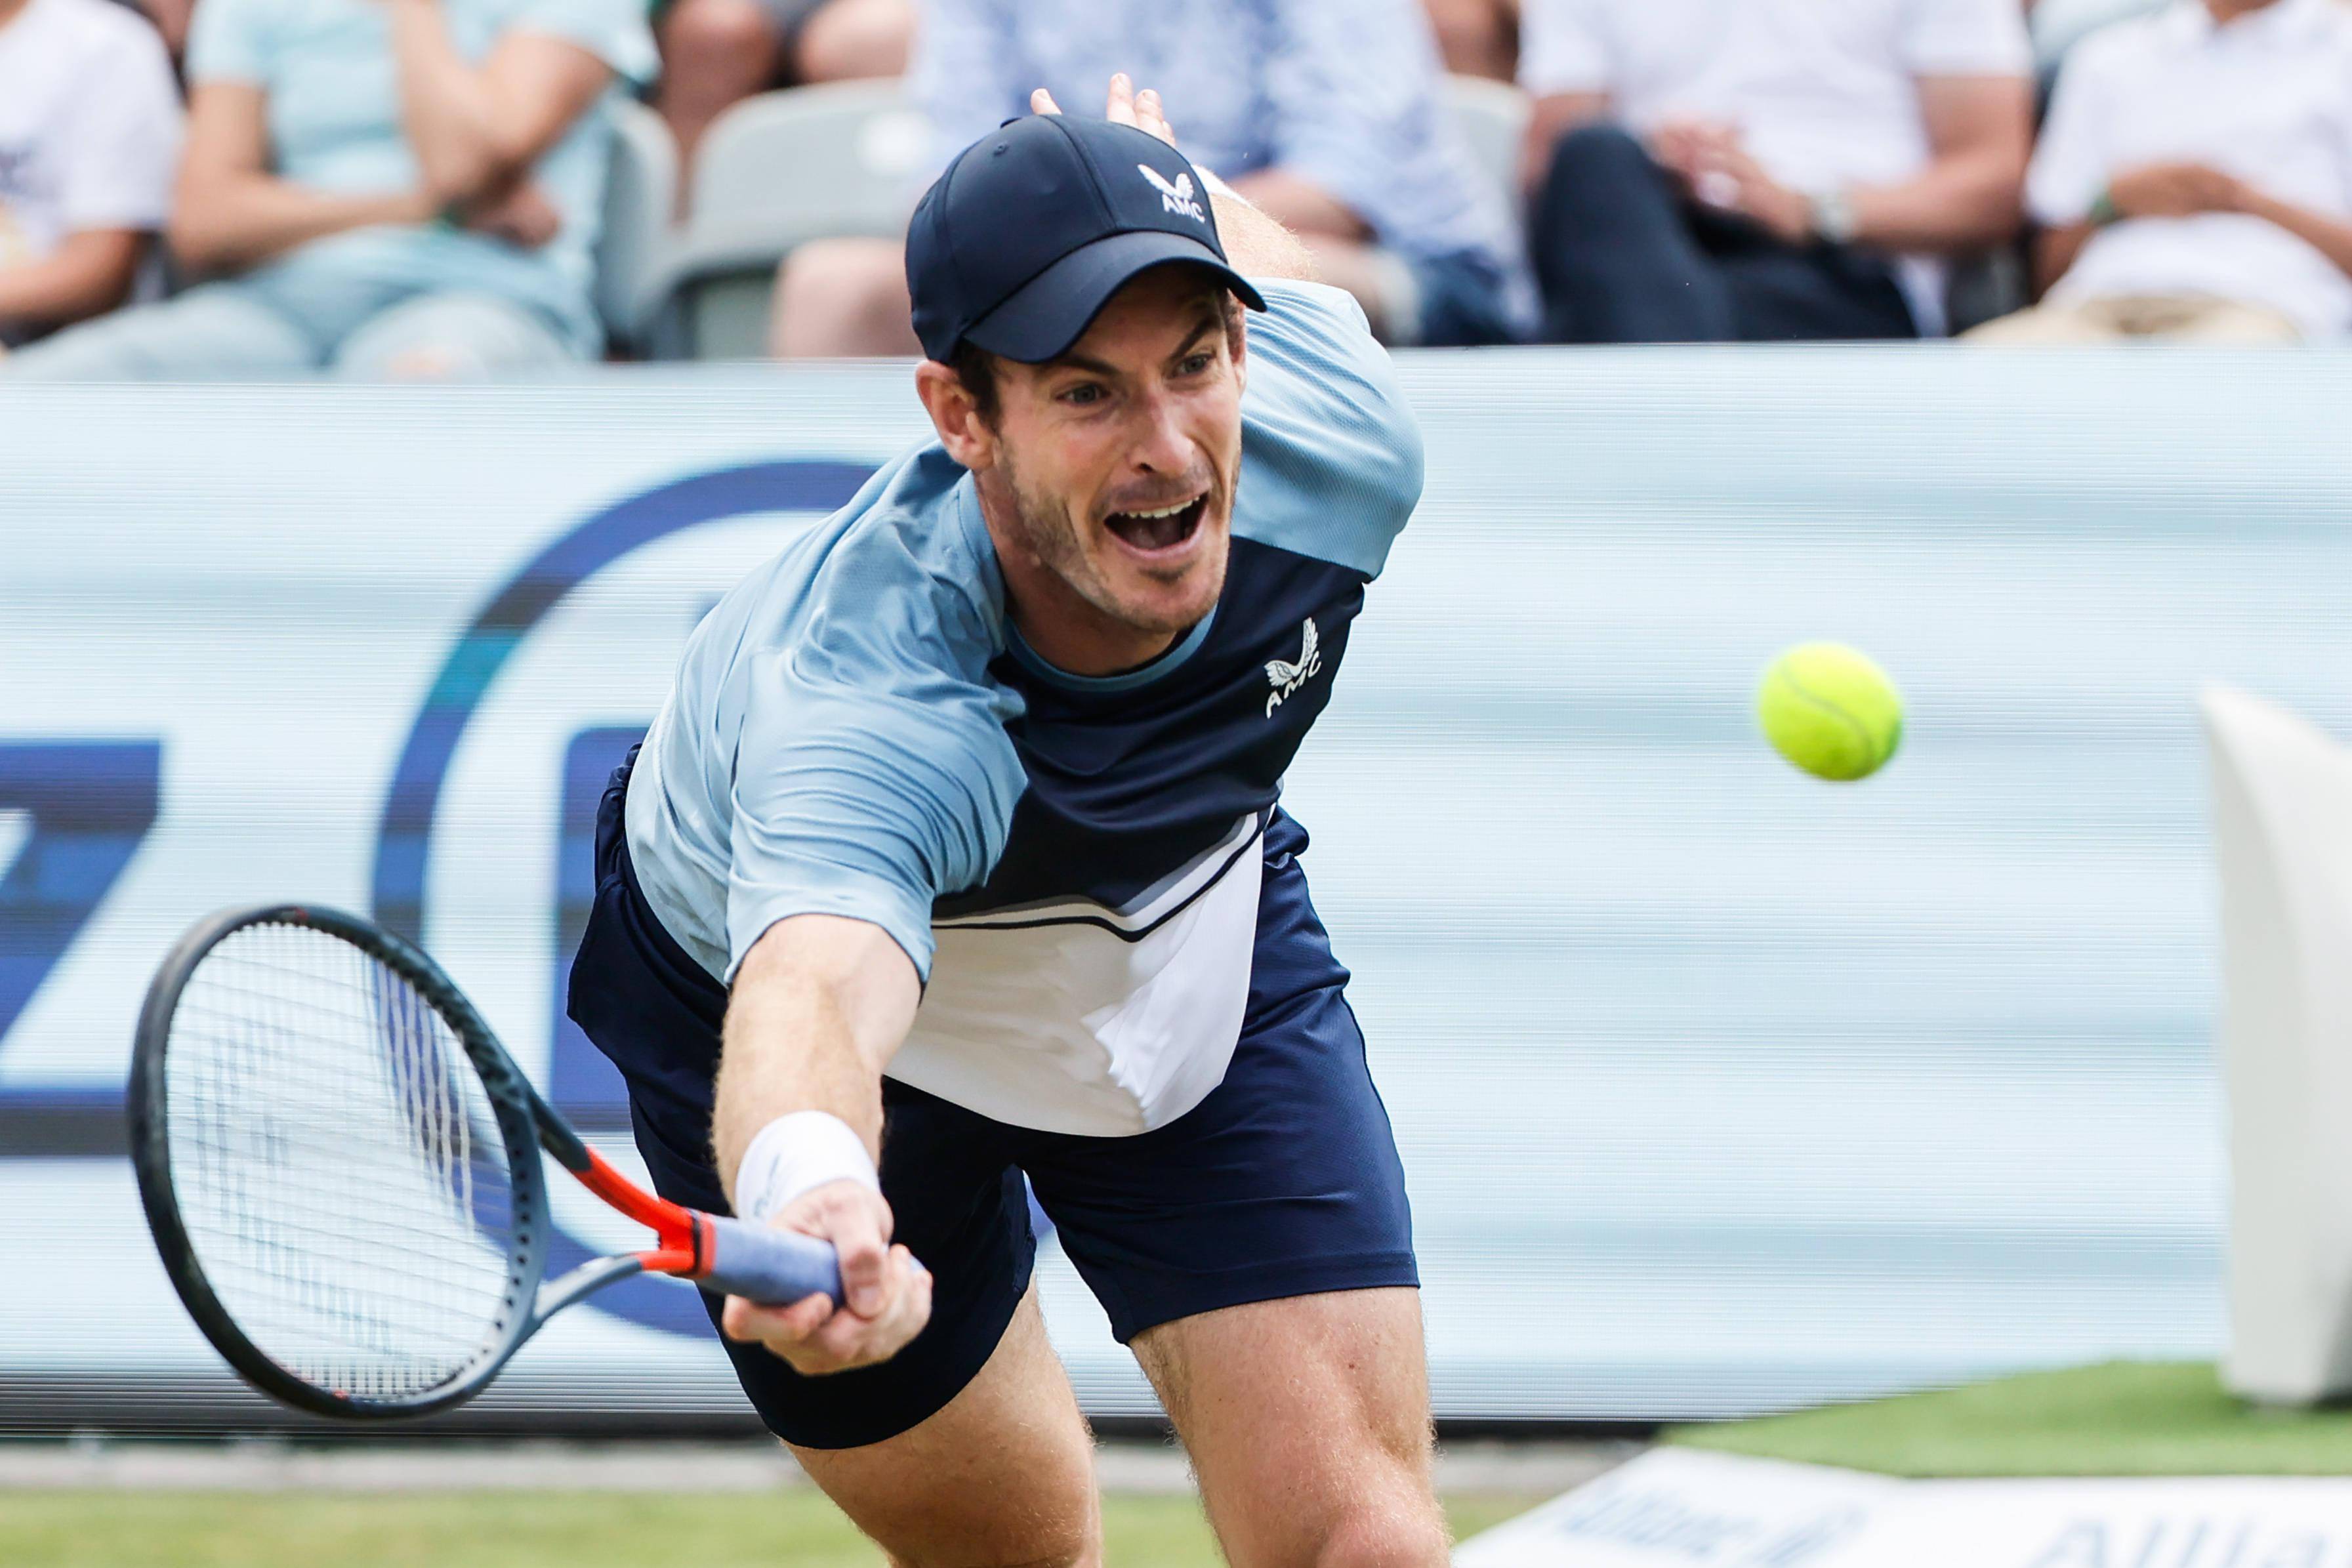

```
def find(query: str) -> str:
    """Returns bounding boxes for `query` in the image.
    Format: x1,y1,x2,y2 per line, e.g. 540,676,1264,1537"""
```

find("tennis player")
569,75,1439,1567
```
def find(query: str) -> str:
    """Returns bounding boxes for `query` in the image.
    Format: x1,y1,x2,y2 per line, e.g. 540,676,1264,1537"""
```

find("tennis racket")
127,903,844,1420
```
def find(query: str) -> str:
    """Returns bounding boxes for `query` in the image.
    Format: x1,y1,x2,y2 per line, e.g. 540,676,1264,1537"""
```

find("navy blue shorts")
566,754,1417,1451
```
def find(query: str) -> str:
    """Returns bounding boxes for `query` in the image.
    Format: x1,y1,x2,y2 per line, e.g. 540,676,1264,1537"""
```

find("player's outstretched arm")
1032,75,1320,283
712,913,933,1374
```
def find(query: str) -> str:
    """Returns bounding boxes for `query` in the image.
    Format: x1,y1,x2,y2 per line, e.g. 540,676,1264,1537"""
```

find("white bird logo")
1139,164,1207,222
1264,619,1323,716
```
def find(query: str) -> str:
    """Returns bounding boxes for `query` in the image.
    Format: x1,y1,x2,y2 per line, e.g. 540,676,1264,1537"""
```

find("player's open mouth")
1102,493,1208,555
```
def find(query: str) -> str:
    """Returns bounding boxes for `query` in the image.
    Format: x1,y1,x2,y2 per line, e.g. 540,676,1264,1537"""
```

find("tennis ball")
1757,643,1904,782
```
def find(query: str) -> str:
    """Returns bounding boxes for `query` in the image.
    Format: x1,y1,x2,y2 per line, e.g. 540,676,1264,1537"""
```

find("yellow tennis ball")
1757,644,1904,782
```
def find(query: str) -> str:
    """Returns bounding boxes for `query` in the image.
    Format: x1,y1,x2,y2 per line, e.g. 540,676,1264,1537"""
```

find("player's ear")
915,359,997,472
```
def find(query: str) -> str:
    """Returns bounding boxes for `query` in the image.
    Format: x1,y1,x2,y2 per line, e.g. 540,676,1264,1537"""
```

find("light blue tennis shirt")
625,280,1424,1136
186,0,655,353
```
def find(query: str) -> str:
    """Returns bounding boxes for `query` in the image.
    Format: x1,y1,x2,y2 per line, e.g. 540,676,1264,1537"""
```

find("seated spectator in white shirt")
1973,0,2352,345
1518,0,2033,342
5,0,653,382
770,0,1532,356
0,0,180,353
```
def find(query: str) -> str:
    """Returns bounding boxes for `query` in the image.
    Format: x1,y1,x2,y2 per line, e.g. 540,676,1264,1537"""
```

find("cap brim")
960,230,1268,364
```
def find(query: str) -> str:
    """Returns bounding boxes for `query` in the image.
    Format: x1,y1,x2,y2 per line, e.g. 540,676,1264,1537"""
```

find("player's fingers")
721,1289,831,1346
1137,88,1175,146
821,1192,891,1318
799,1250,929,1371
885,1248,933,1342
1105,71,1136,126
1031,87,1061,116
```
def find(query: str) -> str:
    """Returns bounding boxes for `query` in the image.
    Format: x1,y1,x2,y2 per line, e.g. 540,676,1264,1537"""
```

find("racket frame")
129,903,727,1420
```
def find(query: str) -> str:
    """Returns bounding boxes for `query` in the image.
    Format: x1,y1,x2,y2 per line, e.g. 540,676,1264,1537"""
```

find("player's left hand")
718,1178,934,1376
1031,72,1178,150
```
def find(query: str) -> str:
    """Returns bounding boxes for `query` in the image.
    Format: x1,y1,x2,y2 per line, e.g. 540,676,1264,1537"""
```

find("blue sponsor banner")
3,352,2349,1428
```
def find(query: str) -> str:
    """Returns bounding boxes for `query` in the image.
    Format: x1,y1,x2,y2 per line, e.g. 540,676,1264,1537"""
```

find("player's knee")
884,1524,1094,1568
1310,1493,1449,1568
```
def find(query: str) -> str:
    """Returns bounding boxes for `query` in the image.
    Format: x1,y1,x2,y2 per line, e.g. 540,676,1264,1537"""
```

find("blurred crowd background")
3,0,2348,378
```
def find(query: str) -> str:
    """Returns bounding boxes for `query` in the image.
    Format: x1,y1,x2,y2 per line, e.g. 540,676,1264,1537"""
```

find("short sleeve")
1233,280,1424,579
508,0,658,85
186,0,269,86
1517,0,1613,96
722,531,1026,981
2024,41,2113,224
1898,0,2033,77
56,20,183,232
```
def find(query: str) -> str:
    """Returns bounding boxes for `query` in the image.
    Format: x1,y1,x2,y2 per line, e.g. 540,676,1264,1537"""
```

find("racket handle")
696,1214,846,1306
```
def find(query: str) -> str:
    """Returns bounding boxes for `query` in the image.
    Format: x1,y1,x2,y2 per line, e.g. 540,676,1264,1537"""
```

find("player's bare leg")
787,1283,1102,1568
1134,1287,1447,1568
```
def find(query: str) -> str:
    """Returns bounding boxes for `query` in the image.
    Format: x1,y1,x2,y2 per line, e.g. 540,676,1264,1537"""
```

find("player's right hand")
1031,72,1178,150
718,1178,932,1375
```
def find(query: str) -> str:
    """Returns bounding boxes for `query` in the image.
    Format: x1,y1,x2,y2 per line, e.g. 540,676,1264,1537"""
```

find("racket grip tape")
695,1214,846,1306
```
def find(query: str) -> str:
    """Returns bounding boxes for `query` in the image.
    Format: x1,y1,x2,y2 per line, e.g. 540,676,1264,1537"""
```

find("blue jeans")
4,280,579,380
1531,123,1918,344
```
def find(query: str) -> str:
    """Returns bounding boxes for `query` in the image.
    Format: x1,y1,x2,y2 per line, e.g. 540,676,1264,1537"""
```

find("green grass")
0,1490,1548,1567
1670,1361,2352,1477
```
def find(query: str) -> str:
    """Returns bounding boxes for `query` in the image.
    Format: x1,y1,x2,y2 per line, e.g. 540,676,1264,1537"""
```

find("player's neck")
999,572,1181,678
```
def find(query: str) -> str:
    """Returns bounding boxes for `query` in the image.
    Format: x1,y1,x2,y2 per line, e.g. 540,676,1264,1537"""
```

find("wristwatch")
1809,188,1859,246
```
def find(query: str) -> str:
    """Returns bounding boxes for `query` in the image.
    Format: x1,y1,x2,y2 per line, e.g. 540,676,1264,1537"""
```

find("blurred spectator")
129,0,191,62
5,0,654,380
1971,0,2352,344
1517,0,2033,342
0,0,180,353
770,0,1534,357
2027,0,2169,72
654,0,910,180
1424,0,1517,79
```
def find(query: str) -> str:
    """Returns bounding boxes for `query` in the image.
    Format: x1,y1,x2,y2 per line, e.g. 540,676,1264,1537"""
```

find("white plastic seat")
642,81,933,360
594,98,681,354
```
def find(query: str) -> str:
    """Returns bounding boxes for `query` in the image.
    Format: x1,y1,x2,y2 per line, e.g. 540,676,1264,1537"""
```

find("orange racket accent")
579,1146,699,1265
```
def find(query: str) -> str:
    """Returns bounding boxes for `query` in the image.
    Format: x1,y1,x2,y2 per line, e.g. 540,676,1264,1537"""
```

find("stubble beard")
1000,453,1214,640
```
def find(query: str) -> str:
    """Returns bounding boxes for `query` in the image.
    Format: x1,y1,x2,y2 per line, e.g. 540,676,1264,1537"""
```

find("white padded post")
2203,683,2352,1404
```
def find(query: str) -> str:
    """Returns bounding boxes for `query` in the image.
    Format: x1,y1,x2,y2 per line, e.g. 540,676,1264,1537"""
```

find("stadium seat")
1439,73,1531,233
641,81,932,360
594,100,680,355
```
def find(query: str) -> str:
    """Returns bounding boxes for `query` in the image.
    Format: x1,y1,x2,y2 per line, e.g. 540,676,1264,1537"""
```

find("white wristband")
733,1111,878,1227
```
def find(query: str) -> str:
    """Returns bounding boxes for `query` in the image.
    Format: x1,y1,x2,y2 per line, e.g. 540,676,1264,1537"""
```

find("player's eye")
1176,351,1214,377
1059,382,1107,407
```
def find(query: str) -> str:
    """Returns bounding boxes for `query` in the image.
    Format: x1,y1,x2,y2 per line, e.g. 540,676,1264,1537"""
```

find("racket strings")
163,922,527,1401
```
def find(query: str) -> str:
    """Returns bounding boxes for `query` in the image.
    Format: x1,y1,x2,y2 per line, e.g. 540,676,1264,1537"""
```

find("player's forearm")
711,914,920,1207
169,173,431,272
1207,185,1320,285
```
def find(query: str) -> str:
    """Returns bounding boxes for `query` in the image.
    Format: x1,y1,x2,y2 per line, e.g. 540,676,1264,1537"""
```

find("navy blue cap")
907,114,1267,365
